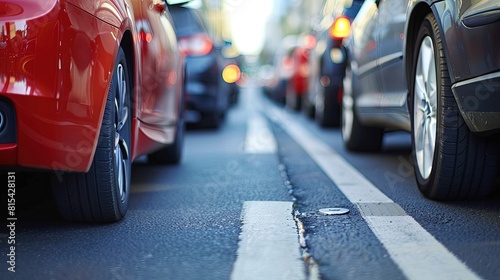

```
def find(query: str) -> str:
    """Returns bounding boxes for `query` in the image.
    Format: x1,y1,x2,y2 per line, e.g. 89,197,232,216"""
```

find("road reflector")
319,208,350,215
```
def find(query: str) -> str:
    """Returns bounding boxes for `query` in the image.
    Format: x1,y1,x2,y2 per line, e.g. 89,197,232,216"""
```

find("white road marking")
244,114,277,154
231,201,306,280
265,106,482,280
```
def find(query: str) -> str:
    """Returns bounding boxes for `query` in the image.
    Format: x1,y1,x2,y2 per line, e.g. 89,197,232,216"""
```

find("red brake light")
330,16,351,39
178,34,213,56
138,30,153,43
304,35,317,49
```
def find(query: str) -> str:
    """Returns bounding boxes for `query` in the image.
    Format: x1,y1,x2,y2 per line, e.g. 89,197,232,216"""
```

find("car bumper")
452,72,500,133
184,54,229,121
185,88,219,123
0,94,104,172
0,1,119,172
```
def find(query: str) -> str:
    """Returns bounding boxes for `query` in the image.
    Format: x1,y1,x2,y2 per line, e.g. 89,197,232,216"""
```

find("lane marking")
244,115,277,154
231,201,306,280
357,202,407,216
265,105,482,280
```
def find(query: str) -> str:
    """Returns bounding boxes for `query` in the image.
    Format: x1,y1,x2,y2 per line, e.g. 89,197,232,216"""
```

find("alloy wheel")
114,63,130,201
413,36,437,180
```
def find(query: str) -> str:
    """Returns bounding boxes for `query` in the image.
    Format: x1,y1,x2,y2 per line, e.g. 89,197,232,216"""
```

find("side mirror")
165,0,192,6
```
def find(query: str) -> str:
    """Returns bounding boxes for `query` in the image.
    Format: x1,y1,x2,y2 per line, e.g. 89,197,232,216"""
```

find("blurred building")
196,0,324,64
201,0,232,44
260,0,324,64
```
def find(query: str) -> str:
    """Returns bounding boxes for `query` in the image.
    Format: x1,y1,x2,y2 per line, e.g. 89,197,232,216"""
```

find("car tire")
315,86,341,127
148,105,185,165
51,47,132,222
342,63,383,151
204,111,223,129
302,92,315,118
410,14,498,200
286,85,301,111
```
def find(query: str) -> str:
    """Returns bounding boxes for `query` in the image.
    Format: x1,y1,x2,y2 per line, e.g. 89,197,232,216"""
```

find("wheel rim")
114,63,129,201
414,36,437,180
342,68,353,142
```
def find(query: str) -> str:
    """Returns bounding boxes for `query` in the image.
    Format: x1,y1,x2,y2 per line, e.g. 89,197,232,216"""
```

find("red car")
286,40,313,111
0,0,187,222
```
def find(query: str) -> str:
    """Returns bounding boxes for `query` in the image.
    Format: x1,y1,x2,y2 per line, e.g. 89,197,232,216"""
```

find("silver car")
343,0,500,200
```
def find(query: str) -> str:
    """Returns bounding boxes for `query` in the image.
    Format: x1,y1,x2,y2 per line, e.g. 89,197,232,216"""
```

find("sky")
224,0,274,55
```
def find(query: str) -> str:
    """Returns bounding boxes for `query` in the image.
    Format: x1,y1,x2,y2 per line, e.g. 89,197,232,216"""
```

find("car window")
169,6,206,37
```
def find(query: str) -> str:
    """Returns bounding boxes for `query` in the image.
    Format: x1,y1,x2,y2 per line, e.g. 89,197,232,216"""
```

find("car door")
135,0,181,127
350,0,383,113
375,0,409,127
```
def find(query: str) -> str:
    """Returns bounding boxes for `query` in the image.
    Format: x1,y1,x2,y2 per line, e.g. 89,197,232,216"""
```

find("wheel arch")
405,1,459,108
118,30,140,159
404,2,433,112
119,30,136,117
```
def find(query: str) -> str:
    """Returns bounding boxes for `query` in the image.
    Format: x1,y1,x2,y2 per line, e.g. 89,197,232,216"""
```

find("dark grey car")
343,0,500,200
169,5,231,128
305,0,364,127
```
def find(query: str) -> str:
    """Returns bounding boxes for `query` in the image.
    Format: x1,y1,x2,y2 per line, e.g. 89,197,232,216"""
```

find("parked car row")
0,0,239,222
264,0,500,201
342,0,500,200
306,0,364,127
169,4,240,128
263,0,363,128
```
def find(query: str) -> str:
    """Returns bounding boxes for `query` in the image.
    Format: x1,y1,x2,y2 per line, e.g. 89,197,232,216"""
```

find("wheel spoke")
342,68,353,141
114,62,129,201
414,35,437,180
427,50,437,109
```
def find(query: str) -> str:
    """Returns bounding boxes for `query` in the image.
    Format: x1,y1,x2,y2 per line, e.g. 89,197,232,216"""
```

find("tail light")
303,34,317,49
178,34,213,56
330,16,351,40
138,30,153,43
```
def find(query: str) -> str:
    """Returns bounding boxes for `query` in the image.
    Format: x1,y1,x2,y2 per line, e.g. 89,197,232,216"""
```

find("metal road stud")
319,208,350,215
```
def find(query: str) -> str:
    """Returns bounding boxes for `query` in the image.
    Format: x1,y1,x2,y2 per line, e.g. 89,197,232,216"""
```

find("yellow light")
330,16,351,39
222,64,241,84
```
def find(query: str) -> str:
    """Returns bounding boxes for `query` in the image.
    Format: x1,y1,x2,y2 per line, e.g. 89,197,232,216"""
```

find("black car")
343,0,500,200
304,0,364,127
169,5,231,128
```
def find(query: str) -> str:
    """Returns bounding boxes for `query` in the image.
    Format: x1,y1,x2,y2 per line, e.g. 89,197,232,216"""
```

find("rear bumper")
452,72,500,133
0,94,102,172
0,2,120,172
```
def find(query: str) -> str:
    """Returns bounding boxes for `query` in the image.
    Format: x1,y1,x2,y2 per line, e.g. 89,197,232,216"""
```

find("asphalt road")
1,83,500,280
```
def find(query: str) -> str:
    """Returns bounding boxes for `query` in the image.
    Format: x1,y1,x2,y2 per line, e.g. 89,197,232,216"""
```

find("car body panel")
132,0,184,156
307,0,365,116
0,0,184,172
0,1,121,171
289,46,309,97
348,0,500,133
168,5,230,124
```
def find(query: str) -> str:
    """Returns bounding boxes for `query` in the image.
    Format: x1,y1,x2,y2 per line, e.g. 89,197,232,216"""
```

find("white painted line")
268,108,391,203
244,115,277,154
365,216,480,280
265,106,482,280
231,201,306,280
